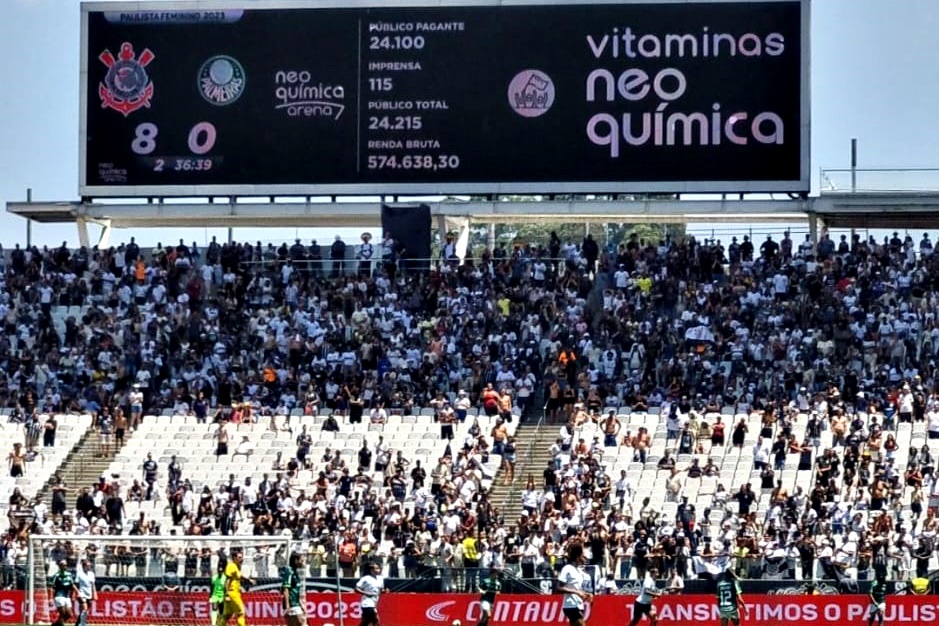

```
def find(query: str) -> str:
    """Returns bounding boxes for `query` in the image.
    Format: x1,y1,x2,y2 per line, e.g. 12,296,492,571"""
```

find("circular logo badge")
198,55,245,106
507,69,555,118
106,59,150,100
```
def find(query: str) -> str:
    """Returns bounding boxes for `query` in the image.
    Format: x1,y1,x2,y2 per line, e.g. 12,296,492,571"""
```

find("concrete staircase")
489,267,611,522
35,428,117,512
489,415,557,524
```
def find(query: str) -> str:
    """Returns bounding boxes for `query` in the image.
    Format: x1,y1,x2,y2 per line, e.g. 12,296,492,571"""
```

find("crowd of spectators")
1,231,593,586
5,229,939,588
516,230,939,586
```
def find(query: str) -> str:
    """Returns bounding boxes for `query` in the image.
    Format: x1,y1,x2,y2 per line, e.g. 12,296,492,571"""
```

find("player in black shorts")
559,545,593,626
627,567,661,626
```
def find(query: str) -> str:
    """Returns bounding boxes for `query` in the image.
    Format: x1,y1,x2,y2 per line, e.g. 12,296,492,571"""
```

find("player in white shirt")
626,567,661,626
355,561,384,626
558,544,593,626
75,558,97,626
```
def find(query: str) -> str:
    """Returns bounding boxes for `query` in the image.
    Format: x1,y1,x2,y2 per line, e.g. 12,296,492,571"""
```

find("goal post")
27,534,295,626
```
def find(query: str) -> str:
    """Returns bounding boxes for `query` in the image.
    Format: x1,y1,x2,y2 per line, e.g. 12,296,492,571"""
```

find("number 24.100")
369,35,425,50
130,122,217,156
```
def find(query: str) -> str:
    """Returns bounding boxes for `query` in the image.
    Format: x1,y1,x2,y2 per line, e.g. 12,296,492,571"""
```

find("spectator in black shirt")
631,531,650,579
338,470,353,498
9,487,27,510
142,453,158,500
330,236,347,277
676,497,695,536
582,234,599,274
296,426,312,468
348,388,365,424
739,235,754,261
43,414,57,447
657,450,676,470
771,434,788,471
760,466,775,490
193,394,208,423
543,461,557,492
411,461,426,489
760,234,779,261
733,483,755,516
75,487,95,519
323,413,340,432
105,490,125,528
168,455,182,493
358,442,372,472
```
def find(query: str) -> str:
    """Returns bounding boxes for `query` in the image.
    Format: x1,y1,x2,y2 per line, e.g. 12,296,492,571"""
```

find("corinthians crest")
99,42,155,116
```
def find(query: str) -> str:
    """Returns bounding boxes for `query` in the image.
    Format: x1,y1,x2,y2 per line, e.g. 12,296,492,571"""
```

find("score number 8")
131,122,217,155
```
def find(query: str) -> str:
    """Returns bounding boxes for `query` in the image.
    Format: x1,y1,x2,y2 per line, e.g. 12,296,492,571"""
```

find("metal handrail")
233,254,587,282
502,408,547,521
237,255,576,264
820,167,939,194
235,254,580,270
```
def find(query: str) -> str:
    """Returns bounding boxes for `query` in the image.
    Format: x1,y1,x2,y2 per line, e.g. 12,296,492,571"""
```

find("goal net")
27,534,294,626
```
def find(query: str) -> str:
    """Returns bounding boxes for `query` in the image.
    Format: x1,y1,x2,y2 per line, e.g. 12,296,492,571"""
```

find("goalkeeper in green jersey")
210,562,227,626
715,570,748,626
282,551,307,626
477,567,503,626
868,576,888,626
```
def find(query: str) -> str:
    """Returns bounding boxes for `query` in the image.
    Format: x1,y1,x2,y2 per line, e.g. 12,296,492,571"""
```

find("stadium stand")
0,234,554,585
0,413,93,523
109,410,517,540
514,230,939,586
6,229,939,588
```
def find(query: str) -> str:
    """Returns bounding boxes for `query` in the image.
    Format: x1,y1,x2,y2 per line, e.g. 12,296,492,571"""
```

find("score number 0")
131,122,217,156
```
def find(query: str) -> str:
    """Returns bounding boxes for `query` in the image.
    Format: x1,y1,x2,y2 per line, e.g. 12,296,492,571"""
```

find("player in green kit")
51,560,78,626
867,576,888,626
477,567,502,626
210,562,227,626
282,551,307,626
715,570,747,626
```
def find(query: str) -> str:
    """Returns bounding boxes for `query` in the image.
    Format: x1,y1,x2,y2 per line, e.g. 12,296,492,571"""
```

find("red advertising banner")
7,590,939,626
381,593,939,626
0,591,22,622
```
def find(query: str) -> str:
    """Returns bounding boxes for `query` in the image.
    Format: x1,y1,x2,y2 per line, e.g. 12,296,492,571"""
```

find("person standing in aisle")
282,551,307,626
355,561,384,626
129,384,144,431
558,544,593,626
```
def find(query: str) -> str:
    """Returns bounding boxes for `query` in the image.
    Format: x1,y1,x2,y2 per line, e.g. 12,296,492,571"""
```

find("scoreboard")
80,0,810,197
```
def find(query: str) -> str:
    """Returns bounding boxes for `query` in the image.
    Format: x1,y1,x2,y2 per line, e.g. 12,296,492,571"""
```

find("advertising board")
81,0,810,197
10,591,939,626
